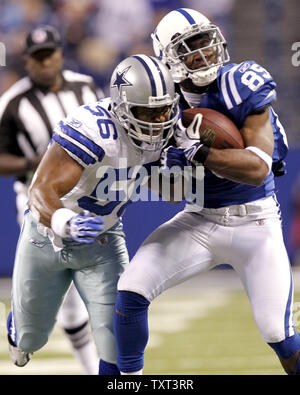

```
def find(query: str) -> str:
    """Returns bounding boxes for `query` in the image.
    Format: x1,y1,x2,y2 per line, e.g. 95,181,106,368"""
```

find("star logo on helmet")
111,66,132,92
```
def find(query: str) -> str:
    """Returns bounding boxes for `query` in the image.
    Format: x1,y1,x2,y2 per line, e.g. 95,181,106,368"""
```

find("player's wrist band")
51,208,76,237
186,143,210,165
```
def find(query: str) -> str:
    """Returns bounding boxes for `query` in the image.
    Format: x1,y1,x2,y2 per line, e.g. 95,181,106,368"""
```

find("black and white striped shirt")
0,70,103,184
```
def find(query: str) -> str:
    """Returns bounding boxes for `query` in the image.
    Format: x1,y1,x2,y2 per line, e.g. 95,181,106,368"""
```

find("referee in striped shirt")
0,25,102,374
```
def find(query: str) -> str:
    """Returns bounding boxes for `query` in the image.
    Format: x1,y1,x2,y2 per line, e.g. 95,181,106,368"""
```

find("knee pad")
19,332,48,353
7,310,48,353
254,309,287,343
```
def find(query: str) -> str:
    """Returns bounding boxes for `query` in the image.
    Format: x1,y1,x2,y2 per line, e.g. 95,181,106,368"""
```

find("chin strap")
189,66,220,87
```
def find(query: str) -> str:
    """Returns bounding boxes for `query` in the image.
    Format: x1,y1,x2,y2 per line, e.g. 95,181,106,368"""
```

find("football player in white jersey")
114,9,300,375
7,54,179,375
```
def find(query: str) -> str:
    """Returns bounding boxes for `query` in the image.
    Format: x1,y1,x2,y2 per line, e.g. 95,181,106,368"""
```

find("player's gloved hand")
183,142,210,165
163,146,190,169
174,113,203,149
160,146,189,177
67,211,104,244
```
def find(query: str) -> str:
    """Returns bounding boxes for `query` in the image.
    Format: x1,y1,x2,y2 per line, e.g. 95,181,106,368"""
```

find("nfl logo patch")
32,29,47,44
256,219,265,226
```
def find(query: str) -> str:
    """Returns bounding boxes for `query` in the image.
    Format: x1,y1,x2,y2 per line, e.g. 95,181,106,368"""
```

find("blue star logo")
111,66,132,92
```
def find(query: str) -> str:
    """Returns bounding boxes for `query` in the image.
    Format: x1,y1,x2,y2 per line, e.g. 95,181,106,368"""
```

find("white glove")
174,113,203,149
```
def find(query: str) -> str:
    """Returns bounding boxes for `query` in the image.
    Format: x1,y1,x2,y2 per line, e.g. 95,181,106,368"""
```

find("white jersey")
52,98,161,233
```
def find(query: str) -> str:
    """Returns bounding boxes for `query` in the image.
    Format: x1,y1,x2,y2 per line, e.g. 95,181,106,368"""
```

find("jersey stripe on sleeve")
220,65,242,110
52,132,96,166
58,121,105,161
227,65,243,106
221,71,232,109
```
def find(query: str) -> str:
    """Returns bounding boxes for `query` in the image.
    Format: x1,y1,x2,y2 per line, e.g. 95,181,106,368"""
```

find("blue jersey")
179,61,288,208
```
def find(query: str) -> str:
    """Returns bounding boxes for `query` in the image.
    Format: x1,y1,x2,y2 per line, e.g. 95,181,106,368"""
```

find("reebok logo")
29,238,46,248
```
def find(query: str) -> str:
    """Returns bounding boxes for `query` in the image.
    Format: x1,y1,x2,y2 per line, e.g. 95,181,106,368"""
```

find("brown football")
181,108,245,149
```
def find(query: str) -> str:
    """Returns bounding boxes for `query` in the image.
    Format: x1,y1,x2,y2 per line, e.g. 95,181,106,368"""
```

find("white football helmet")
152,8,230,87
110,54,179,151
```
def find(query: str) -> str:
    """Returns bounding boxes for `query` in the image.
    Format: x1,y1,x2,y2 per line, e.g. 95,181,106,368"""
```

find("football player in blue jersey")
6,54,179,375
114,8,300,375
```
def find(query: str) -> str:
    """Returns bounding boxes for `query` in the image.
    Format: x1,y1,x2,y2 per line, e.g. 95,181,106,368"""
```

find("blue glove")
161,146,190,173
68,211,104,244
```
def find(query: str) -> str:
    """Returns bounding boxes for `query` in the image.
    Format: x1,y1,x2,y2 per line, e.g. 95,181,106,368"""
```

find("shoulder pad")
52,104,106,167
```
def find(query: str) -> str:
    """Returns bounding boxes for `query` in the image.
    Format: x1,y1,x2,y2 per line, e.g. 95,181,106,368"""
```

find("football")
181,108,245,149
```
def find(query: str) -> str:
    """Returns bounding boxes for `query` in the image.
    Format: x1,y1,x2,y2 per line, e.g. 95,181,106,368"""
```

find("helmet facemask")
155,24,229,86
113,91,180,151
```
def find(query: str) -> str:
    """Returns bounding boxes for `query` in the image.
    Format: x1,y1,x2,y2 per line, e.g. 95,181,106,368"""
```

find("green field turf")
1,288,299,375
145,290,294,375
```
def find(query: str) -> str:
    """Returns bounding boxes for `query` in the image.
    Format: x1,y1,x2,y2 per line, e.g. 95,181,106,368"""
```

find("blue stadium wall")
0,149,299,277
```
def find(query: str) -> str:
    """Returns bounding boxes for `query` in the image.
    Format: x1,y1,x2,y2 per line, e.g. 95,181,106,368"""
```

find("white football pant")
118,196,295,343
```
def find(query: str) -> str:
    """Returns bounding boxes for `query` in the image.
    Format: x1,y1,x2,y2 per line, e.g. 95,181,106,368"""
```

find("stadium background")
0,0,300,375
